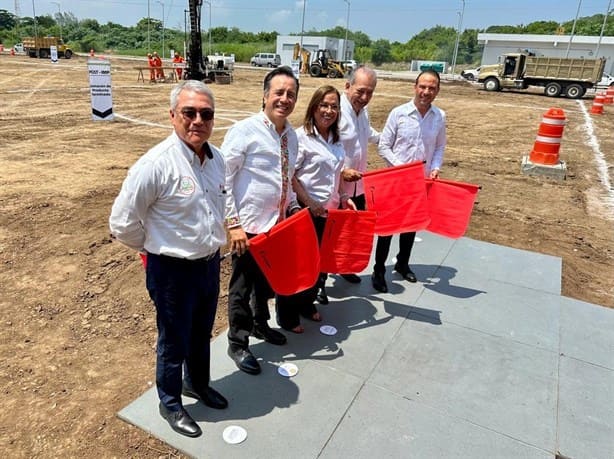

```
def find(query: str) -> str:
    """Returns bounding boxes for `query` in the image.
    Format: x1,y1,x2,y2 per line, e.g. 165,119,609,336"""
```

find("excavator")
292,43,311,74
308,49,345,78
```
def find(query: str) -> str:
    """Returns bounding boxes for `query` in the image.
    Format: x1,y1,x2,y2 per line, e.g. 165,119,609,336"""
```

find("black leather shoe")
371,271,388,293
182,383,228,410
227,347,261,375
159,403,202,437
394,263,417,283
341,273,362,283
253,322,287,345
316,287,329,305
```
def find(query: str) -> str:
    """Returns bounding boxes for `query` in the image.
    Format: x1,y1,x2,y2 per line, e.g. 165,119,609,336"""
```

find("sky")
3,0,613,43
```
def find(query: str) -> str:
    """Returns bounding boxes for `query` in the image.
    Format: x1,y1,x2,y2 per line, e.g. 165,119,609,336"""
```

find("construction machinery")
309,49,345,78
23,36,72,59
478,52,605,99
292,43,311,74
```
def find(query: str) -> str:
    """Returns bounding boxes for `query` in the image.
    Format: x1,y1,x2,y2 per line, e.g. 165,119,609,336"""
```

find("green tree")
0,9,17,29
371,39,391,65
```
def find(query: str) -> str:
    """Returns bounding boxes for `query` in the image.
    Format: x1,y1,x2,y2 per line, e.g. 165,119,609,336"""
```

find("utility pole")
300,0,306,51
451,0,465,78
157,0,165,58
343,0,350,61
566,0,582,58
51,1,62,40
595,0,612,57
31,0,38,39
147,0,150,53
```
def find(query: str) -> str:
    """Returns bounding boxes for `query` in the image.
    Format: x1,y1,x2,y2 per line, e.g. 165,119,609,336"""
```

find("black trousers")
374,231,416,274
227,235,274,350
276,213,326,330
146,251,220,411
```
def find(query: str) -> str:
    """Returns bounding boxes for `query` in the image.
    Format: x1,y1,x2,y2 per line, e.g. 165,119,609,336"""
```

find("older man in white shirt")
338,65,380,283
109,80,228,438
372,69,447,293
222,66,300,375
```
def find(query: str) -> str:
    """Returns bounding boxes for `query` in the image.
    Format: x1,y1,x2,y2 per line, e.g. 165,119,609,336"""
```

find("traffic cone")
590,93,605,115
10,47,15,56
90,48,95,57
528,108,566,166
604,87,614,105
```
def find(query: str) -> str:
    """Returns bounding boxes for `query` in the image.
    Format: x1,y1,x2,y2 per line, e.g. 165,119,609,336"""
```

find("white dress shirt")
338,93,380,197
109,132,227,259
222,112,298,234
378,100,446,176
294,126,346,210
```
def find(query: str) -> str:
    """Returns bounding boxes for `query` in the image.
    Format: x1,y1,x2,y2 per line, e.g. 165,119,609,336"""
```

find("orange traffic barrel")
604,87,614,105
90,48,95,57
590,93,605,115
529,108,566,165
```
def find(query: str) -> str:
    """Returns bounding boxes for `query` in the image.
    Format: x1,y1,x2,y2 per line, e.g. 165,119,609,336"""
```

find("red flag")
140,252,147,268
319,209,377,274
363,162,430,236
425,178,480,239
249,208,320,295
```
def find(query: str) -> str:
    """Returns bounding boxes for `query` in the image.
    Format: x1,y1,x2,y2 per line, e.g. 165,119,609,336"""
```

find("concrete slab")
559,295,614,369
441,237,562,294
321,383,552,459
557,357,614,459
117,235,613,459
521,155,567,180
368,319,559,449
416,278,561,350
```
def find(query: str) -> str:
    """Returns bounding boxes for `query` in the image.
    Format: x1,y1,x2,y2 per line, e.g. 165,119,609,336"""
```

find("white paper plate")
278,362,299,377
319,325,338,336
222,425,247,444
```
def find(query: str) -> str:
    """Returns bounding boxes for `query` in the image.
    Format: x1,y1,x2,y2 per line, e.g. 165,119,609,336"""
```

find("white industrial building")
477,33,614,74
276,35,355,67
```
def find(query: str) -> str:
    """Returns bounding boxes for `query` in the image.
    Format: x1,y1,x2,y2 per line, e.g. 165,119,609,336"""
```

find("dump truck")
23,36,73,59
478,53,605,98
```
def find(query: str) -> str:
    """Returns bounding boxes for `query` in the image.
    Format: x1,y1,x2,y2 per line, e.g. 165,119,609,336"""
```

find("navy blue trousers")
145,251,220,411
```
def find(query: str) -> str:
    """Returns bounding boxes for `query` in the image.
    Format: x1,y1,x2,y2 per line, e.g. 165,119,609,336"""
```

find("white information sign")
291,60,300,80
50,45,58,63
88,59,114,121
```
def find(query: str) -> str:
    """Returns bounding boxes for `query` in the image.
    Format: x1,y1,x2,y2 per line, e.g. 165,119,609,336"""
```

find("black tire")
565,84,583,99
267,63,274,68
64,49,72,59
328,69,339,78
544,82,562,97
251,61,256,66
39,49,48,59
465,73,475,81
309,64,322,77
484,77,500,92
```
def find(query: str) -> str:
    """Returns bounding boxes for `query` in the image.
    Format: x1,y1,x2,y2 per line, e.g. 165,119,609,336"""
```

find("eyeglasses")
179,107,215,121
318,103,340,112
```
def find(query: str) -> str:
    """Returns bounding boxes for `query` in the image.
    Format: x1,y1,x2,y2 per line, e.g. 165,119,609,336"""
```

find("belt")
150,251,219,263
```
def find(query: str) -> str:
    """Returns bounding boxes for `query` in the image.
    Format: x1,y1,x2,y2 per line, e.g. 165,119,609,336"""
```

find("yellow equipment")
293,43,311,74
309,49,345,78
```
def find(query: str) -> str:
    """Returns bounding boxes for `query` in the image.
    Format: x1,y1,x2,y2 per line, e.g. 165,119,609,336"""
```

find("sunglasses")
179,107,215,121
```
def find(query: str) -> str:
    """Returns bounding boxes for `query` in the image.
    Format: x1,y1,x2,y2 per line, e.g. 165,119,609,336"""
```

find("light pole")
595,0,611,57
203,1,212,56
157,0,165,58
31,0,38,39
566,0,582,58
51,1,62,40
147,0,150,53
343,0,350,61
299,0,306,51
451,0,465,78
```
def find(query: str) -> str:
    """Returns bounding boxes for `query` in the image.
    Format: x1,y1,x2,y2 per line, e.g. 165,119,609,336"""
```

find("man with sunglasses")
222,66,300,375
109,80,227,438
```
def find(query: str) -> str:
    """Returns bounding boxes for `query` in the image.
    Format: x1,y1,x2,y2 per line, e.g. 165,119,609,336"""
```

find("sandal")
290,325,304,334
311,312,322,322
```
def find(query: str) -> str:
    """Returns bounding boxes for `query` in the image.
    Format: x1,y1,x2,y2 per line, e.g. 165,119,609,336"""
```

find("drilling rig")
186,0,208,81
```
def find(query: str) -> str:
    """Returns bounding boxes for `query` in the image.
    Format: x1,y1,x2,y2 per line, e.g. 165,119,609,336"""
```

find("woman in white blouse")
276,85,356,333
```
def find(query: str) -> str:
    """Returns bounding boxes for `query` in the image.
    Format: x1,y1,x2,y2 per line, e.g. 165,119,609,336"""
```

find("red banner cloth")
249,208,320,295
425,178,480,239
319,209,377,274
362,161,430,236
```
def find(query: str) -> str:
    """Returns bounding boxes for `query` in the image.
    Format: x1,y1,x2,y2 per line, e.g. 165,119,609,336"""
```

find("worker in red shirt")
173,52,185,80
147,53,156,82
152,51,165,81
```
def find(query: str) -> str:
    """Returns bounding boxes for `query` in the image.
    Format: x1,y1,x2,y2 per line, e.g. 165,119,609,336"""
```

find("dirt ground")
1,54,613,458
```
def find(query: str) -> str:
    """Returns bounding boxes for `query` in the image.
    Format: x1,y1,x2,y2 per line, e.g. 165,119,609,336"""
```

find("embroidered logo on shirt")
178,176,196,195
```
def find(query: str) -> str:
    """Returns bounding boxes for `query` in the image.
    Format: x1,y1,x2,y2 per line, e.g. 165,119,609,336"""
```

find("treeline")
0,9,612,65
